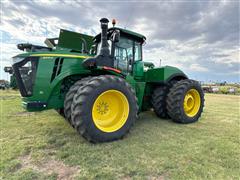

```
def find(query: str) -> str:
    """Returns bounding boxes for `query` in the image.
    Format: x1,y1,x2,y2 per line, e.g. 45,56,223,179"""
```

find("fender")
144,65,187,83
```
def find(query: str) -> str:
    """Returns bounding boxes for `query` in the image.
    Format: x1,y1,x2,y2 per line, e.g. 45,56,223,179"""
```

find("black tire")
151,80,177,119
64,77,91,126
166,79,204,123
71,75,138,143
151,86,169,118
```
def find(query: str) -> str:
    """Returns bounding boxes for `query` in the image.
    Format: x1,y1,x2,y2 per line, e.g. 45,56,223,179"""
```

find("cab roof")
93,27,146,43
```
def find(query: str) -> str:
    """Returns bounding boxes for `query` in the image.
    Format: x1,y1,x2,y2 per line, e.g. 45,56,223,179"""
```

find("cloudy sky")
0,0,239,82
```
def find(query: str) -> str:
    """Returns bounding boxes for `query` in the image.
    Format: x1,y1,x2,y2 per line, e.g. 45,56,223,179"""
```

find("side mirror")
90,44,97,55
129,58,132,65
128,55,133,65
112,30,120,42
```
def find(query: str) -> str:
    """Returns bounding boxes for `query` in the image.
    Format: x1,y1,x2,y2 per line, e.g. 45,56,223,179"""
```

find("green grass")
1,90,240,179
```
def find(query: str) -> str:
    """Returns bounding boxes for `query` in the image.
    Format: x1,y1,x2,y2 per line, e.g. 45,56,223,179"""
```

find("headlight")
12,56,25,64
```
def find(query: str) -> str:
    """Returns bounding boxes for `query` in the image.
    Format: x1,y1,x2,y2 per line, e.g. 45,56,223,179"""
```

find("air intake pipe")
99,18,110,56
82,18,114,68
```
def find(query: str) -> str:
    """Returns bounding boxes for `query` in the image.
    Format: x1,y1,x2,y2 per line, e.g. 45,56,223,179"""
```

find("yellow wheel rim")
183,89,201,117
92,90,129,133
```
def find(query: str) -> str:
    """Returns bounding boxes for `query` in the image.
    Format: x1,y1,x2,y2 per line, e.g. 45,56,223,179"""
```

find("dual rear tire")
152,79,204,124
151,80,177,118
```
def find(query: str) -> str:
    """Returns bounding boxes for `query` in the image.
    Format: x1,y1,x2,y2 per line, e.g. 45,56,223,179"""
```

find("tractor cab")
94,26,145,73
83,18,148,76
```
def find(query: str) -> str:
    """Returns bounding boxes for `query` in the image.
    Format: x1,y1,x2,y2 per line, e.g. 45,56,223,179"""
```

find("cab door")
114,37,134,74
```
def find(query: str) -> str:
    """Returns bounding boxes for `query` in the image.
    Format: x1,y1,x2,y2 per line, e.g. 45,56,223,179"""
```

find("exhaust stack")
82,18,114,68
99,18,110,56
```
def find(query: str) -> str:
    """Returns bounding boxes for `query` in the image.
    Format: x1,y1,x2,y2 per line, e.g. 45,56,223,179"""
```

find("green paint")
13,26,187,112
57,29,94,52
145,66,186,82
133,60,144,79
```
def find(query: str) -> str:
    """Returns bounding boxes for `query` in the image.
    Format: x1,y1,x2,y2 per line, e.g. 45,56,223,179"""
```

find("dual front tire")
64,75,138,143
63,77,91,126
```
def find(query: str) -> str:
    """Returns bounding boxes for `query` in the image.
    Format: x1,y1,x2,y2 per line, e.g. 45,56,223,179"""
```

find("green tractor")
12,18,204,143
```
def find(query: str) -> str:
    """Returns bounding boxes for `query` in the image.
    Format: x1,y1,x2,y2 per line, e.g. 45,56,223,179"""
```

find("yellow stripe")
30,54,90,59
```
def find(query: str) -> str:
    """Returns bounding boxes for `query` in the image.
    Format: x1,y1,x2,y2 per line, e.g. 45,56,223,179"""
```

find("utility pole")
159,59,162,67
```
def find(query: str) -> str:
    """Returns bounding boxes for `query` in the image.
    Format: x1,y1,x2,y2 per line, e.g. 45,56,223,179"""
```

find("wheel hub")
96,101,109,115
183,89,201,117
92,90,129,132
184,94,194,111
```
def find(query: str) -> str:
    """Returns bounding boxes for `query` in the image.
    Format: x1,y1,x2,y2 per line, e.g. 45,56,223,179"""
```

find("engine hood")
13,51,92,64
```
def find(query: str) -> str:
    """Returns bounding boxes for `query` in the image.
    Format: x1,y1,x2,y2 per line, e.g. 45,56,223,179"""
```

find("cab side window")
134,42,142,61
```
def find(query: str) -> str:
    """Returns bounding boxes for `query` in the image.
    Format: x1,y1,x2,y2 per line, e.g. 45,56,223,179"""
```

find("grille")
51,57,64,82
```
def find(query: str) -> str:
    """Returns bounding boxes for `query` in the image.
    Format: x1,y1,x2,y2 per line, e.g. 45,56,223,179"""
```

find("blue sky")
0,0,239,82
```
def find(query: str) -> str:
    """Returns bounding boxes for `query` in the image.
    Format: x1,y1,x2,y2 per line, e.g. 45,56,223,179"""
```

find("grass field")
1,90,239,179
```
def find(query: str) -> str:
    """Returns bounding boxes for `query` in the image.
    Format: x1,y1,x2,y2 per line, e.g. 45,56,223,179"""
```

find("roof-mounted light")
112,19,116,27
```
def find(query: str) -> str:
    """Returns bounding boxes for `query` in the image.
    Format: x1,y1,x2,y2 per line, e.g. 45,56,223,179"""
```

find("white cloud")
0,0,239,82
189,63,209,72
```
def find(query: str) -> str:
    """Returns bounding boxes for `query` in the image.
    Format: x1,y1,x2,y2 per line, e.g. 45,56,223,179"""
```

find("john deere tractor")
12,18,204,143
